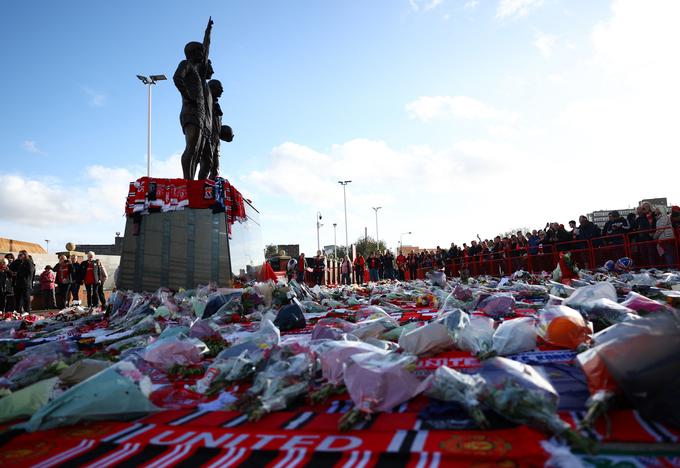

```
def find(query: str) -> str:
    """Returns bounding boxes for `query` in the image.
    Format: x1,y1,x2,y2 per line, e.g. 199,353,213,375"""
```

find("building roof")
0,238,47,254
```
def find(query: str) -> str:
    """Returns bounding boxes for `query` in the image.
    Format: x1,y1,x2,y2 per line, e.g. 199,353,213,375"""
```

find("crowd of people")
0,251,109,314
286,203,680,286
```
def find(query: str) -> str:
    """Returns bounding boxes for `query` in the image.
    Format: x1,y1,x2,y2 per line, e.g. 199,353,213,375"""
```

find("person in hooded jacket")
353,254,365,285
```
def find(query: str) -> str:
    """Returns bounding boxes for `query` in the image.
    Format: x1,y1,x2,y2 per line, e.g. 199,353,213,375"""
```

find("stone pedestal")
117,208,232,292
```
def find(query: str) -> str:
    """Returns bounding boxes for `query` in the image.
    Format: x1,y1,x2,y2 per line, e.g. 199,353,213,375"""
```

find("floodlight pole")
338,180,352,258
372,206,382,250
137,74,166,177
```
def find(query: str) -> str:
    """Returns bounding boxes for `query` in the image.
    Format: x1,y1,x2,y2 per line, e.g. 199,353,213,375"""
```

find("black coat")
0,270,13,295
53,262,74,284
9,259,36,290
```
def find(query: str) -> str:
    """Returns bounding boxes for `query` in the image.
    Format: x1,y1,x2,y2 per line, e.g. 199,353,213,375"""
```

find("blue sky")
1,0,678,256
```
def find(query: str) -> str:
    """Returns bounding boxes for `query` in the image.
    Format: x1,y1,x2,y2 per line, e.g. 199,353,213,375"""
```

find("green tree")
355,235,387,258
264,244,278,259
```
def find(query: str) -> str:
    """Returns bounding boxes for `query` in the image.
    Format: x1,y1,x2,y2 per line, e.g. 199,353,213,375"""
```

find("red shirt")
84,262,96,285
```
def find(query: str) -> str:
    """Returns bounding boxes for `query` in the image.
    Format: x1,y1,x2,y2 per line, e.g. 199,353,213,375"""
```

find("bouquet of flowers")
536,305,591,349
340,351,427,430
234,350,314,421
577,309,680,429
425,366,487,428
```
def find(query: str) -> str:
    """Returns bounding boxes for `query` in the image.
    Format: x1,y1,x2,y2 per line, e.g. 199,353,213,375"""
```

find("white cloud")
409,0,443,12
22,140,46,155
405,95,518,122
0,153,183,250
464,0,479,9
82,87,107,107
534,31,557,57
496,0,543,19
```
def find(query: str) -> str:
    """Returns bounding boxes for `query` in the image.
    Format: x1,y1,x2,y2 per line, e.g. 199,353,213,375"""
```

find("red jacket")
354,256,365,268
40,270,55,290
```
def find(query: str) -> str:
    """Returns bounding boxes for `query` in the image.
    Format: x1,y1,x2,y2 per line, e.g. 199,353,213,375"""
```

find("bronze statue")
174,18,213,180
197,79,234,179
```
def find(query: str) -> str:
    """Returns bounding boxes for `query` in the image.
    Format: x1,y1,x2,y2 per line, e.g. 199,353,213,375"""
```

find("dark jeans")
97,283,106,306
2,294,14,312
70,283,82,303
42,289,57,309
314,270,324,285
355,267,364,285
369,268,378,282
296,271,304,283
409,266,417,280
85,283,101,307
14,287,31,313
57,283,71,308
341,272,350,285
398,269,405,281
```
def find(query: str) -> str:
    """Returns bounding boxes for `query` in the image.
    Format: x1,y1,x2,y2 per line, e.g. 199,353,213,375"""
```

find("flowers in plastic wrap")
491,317,537,356
425,366,487,428
476,293,516,319
340,351,428,430
478,357,590,451
426,270,447,288
235,349,314,421
456,315,495,356
192,320,280,395
562,282,617,313
620,291,668,314
351,316,398,340
398,309,468,356
0,341,78,391
19,359,159,432
311,317,357,341
536,305,591,349
577,309,680,429
310,341,387,404
141,335,208,369
585,298,639,328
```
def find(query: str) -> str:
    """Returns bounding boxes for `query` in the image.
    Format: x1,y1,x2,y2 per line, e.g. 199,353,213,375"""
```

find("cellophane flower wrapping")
536,305,591,349
456,315,495,355
620,292,668,314
247,350,314,414
477,293,516,319
425,365,487,427
578,309,680,426
141,335,207,369
562,282,617,313
586,298,639,326
343,351,427,413
492,317,537,355
398,320,454,356
319,341,388,385
477,357,579,444
19,359,159,432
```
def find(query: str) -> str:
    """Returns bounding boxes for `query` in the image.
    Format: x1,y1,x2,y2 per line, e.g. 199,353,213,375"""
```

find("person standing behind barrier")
602,211,629,245
653,206,675,267
9,251,35,313
396,251,406,281
296,253,307,284
2,254,15,312
407,252,418,280
39,265,57,309
340,256,351,285
70,255,83,305
0,259,12,312
367,253,379,282
313,250,325,286
286,257,297,283
353,253,365,285
54,255,73,308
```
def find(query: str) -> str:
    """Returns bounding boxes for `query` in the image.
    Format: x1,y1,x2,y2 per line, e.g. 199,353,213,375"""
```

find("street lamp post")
332,223,337,259
399,231,412,251
136,74,167,177
44,239,50,254
372,206,382,249
338,181,352,257
316,212,323,253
